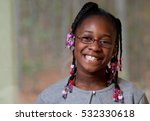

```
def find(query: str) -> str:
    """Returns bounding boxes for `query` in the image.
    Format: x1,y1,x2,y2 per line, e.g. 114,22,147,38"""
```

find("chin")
82,65,106,74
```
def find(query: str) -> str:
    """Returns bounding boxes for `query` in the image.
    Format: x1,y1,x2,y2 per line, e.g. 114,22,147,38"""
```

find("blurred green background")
0,0,150,103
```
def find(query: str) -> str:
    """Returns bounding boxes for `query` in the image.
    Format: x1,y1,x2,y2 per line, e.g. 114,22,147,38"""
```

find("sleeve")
36,94,46,104
138,94,149,104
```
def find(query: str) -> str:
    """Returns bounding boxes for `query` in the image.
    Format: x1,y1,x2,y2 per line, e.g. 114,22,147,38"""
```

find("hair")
67,2,122,93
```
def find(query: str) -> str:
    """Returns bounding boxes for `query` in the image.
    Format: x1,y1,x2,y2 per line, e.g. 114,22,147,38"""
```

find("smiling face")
74,15,117,74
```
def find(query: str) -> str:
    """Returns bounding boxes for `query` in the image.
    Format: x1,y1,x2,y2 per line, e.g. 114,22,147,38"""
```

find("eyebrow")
83,30,112,38
83,30,93,33
101,34,111,38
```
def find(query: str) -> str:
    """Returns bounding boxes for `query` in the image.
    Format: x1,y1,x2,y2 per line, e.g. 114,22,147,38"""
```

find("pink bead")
67,33,72,38
70,70,73,75
69,80,75,86
117,90,123,94
113,93,118,98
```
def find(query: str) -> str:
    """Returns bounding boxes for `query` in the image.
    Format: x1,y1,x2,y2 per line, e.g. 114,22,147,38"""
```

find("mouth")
84,55,102,62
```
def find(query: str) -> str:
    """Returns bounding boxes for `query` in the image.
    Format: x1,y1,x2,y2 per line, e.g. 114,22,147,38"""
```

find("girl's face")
74,15,117,74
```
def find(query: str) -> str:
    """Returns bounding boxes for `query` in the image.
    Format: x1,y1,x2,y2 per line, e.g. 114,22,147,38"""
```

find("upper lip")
83,54,103,60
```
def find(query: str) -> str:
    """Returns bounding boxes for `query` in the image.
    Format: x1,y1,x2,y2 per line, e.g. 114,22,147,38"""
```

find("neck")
75,68,107,91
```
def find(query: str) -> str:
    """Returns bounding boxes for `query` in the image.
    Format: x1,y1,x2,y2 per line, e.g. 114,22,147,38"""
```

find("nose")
88,40,102,52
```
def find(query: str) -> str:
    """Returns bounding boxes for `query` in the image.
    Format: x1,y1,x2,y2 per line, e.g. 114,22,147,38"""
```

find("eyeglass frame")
75,35,114,49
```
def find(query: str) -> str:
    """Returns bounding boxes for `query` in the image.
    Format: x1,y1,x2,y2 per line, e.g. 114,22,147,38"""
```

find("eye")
81,36,93,43
100,39,112,45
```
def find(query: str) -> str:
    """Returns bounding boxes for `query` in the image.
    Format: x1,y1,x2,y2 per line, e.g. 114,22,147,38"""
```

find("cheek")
74,41,82,61
74,41,89,68
74,41,86,56
103,49,114,62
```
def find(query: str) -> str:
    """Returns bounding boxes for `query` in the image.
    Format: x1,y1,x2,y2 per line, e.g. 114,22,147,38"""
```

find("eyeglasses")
75,36,113,49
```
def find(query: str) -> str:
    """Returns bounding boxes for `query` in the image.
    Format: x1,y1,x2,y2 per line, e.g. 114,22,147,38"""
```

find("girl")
37,2,149,104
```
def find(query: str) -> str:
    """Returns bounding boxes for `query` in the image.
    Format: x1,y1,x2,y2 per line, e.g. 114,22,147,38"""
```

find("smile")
85,55,99,62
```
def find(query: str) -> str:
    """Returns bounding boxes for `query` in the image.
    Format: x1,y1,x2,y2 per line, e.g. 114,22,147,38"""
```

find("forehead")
75,15,116,36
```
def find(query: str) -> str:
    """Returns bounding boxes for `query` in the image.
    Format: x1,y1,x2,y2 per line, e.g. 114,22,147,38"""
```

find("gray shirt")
36,78,149,104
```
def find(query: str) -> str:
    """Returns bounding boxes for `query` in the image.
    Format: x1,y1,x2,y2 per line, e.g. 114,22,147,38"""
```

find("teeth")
85,55,98,61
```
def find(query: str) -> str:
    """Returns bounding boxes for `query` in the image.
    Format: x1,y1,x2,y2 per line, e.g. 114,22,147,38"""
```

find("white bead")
92,91,96,95
62,90,67,94
71,64,74,68
118,95,123,100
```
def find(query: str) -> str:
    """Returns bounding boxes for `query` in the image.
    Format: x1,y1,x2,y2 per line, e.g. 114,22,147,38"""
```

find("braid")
117,19,123,71
110,18,123,102
112,18,123,91
67,50,76,86
115,71,120,89
62,50,76,99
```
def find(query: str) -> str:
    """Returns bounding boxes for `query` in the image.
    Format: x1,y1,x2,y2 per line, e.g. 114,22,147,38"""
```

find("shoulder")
36,78,68,104
118,78,149,104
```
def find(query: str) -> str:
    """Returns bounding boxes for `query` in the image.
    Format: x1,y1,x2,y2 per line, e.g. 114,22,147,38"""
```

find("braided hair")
63,2,123,101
